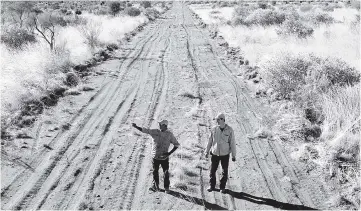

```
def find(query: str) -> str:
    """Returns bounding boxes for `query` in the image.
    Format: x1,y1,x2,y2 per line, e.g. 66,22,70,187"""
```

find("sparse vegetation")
277,17,314,38
190,2,360,209
1,0,167,132
1,28,36,49
125,7,141,17
109,2,121,16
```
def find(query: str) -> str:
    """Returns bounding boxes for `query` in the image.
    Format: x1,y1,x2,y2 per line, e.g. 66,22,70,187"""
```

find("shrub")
144,8,160,21
75,9,82,15
310,12,334,25
125,7,141,17
258,2,268,9
78,20,102,52
109,2,121,16
277,17,314,38
306,57,360,89
141,1,151,8
1,28,37,49
260,53,360,100
260,53,313,99
244,9,286,26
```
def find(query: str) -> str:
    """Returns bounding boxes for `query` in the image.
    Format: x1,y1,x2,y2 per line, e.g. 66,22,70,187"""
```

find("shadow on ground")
168,190,227,210
227,190,317,210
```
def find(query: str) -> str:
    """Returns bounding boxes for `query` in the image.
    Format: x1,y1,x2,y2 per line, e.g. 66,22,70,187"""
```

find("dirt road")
1,3,330,210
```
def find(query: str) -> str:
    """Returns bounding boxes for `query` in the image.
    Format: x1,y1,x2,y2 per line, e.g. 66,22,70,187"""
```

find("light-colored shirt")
206,124,236,157
142,128,180,160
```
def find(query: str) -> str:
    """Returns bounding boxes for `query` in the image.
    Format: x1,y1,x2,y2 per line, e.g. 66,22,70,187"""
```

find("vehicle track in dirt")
182,3,329,210
2,2,331,210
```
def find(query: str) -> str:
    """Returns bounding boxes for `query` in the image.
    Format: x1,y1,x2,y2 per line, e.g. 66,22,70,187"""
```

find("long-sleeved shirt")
142,128,180,160
206,124,236,157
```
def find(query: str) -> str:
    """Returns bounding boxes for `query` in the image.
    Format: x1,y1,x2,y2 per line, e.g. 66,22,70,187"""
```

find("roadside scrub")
190,2,360,209
1,1,171,139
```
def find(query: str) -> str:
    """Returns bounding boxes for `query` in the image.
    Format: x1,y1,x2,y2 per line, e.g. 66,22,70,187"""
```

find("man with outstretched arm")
132,120,179,194
204,113,236,194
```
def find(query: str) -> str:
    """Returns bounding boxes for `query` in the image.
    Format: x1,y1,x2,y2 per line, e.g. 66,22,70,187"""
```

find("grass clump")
1,28,37,49
309,12,334,25
125,7,141,17
244,9,286,26
144,8,160,21
277,17,314,38
260,53,359,100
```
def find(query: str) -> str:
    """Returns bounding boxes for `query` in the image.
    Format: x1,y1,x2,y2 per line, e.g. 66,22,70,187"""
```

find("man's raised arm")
132,123,143,132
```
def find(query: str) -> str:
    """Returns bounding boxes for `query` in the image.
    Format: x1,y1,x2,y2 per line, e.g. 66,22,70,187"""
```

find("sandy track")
1,2,330,210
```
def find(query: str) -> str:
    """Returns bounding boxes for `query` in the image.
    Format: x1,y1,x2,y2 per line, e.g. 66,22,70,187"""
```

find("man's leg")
160,159,170,190
152,159,160,189
209,155,220,189
220,154,230,190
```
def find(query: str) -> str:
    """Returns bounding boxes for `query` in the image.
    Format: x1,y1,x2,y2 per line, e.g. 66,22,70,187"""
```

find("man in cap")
132,120,179,193
204,113,236,193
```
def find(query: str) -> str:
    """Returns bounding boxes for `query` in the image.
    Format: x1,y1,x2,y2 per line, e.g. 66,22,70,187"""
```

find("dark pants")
152,158,170,189
210,153,230,189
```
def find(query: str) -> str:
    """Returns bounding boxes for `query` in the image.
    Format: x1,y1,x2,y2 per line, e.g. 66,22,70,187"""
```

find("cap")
216,113,225,120
158,120,168,126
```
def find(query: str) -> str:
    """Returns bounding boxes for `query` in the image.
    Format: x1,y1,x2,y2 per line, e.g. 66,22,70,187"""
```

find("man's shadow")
227,190,317,210
168,190,227,210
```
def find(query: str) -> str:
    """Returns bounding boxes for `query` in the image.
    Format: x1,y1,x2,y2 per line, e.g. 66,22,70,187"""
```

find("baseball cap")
158,120,168,126
216,113,225,120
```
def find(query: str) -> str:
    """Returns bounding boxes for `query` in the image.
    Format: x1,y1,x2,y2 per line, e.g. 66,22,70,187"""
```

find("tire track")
1,19,165,211
95,21,172,210
187,4,325,209
65,22,169,210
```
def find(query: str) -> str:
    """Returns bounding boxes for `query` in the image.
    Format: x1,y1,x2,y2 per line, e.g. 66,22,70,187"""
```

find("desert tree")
78,20,102,53
109,2,121,16
31,12,66,51
7,1,35,28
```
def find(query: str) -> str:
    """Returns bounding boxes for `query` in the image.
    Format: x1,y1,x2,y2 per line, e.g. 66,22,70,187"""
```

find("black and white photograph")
1,0,360,210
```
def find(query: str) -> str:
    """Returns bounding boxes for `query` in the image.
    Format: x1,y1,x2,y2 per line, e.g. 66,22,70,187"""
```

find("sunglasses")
216,118,224,121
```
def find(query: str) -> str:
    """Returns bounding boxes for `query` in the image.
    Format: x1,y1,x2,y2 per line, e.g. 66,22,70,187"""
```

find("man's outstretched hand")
132,123,142,132
232,157,236,162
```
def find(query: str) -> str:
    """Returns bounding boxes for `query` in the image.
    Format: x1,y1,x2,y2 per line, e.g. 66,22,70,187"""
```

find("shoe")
220,188,227,194
207,187,215,192
164,188,170,193
149,184,160,192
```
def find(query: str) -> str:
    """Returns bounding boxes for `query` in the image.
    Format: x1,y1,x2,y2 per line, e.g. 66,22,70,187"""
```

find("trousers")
152,158,170,189
209,153,230,189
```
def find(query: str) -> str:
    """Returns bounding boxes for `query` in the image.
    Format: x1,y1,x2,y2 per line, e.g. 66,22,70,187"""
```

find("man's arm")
164,133,180,158
132,123,143,132
204,130,213,158
230,128,236,162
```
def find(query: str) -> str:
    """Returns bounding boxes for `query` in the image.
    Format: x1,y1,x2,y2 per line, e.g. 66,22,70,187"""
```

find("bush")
144,8,160,21
260,53,360,100
75,9,82,15
258,2,268,9
244,9,286,26
141,1,151,8
310,12,334,25
306,57,360,89
1,28,37,49
125,7,141,17
277,17,314,38
109,2,121,16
